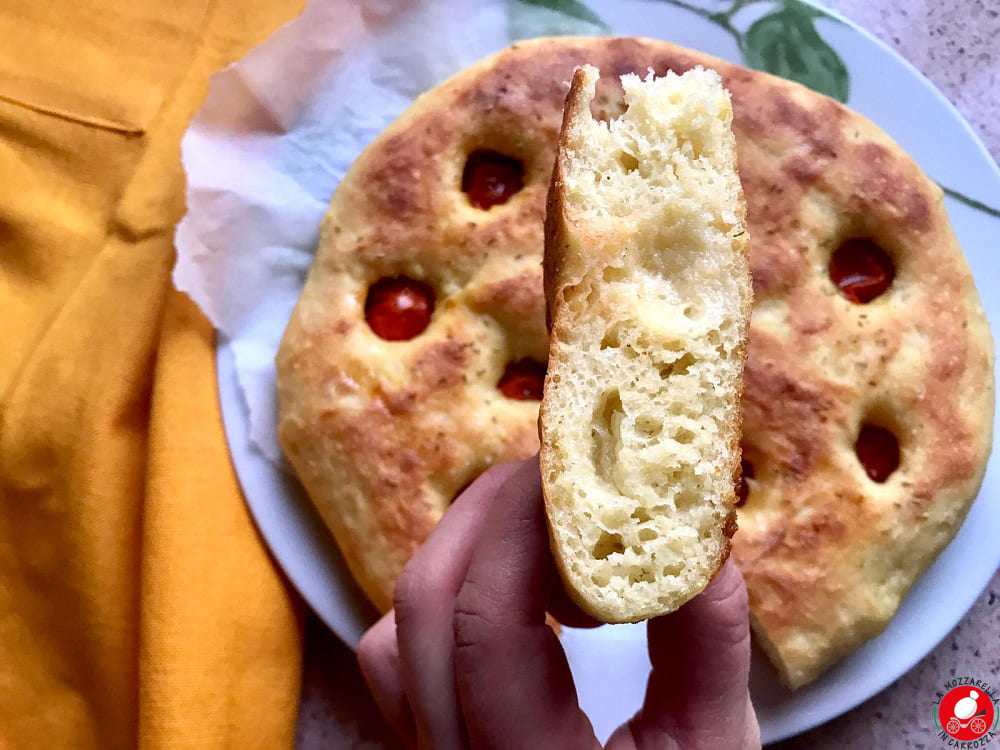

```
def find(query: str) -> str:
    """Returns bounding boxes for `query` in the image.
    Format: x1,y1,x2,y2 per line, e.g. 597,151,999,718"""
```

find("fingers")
357,612,416,748
364,461,761,750
612,558,760,750
362,457,601,749
453,459,600,750
391,461,523,750
546,582,604,629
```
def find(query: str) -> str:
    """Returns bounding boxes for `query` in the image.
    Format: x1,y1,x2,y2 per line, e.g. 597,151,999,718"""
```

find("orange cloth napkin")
0,0,306,747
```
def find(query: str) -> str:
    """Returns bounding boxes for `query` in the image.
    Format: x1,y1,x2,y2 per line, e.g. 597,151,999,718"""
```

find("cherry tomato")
497,359,546,400
364,276,434,341
462,150,524,210
829,238,895,303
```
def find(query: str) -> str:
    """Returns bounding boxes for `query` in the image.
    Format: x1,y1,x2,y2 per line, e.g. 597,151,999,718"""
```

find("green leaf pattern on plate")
509,0,610,39
743,2,849,102
654,0,850,102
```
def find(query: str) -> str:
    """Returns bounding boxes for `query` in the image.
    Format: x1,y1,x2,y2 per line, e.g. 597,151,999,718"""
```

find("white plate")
216,0,1000,743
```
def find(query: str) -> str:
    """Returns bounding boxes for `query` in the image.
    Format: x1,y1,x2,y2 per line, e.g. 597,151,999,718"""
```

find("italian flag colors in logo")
935,684,998,741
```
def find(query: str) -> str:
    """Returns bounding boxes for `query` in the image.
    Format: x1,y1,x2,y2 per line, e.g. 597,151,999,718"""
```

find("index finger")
451,458,600,749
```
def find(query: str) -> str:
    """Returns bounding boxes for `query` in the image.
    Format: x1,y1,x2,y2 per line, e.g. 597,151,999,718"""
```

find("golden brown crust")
721,137,753,585
538,68,584,617
276,37,993,683
542,68,589,322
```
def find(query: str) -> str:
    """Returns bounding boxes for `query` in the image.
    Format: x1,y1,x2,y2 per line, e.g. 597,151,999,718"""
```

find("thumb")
608,558,760,750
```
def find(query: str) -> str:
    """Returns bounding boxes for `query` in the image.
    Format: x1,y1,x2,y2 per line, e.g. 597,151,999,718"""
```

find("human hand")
358,457,761,750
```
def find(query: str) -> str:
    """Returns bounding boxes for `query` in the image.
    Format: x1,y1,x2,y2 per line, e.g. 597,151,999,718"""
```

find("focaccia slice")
540,65,752,622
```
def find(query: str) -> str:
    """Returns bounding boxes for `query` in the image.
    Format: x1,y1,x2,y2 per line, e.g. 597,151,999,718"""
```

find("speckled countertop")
295,2,1000,747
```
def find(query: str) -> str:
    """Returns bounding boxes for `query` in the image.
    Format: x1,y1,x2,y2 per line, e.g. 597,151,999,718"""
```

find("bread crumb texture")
543,66,750,622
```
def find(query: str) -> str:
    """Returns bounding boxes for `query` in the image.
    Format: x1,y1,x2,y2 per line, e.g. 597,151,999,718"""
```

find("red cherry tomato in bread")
365,277,434,341
462,150,524,210
497,359,546,400
829,238,895,303
855,424,899,482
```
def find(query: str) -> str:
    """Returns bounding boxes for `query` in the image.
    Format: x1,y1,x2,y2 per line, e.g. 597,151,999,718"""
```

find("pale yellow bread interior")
540,65,752,622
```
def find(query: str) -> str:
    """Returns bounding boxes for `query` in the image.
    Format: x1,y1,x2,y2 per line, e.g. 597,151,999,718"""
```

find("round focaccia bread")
275,37,993,684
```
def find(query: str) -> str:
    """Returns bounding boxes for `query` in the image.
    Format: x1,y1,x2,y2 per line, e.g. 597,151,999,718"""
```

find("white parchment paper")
175,0,609,462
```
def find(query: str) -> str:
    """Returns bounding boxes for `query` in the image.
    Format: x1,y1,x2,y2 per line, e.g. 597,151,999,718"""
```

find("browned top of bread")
275,37,992,685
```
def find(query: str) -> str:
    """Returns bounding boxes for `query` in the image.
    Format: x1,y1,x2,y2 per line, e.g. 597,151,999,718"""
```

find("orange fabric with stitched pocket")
0,1,306,747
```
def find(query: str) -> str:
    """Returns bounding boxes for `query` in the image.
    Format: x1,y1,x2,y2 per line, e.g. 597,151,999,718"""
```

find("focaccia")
275,37,993,687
